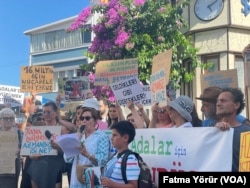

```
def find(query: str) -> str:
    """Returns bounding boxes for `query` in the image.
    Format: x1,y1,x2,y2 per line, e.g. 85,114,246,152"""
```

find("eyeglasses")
127,119,135,123
37,117,44,121
80,116,93,121
1,117,15,121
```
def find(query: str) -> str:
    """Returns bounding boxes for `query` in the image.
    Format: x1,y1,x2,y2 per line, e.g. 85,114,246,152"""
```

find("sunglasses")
80,116,93,121
37,117,45,121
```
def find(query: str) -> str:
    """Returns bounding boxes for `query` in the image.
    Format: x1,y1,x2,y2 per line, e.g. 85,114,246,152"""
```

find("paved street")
18,173,69,188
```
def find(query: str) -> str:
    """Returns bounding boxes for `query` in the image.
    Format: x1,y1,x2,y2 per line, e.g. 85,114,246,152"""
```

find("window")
202,54,220,73
77,69,85,77
82,24,91,43
59,71,66,78
180,59,193,98
30,28,88,53
66,70,75,78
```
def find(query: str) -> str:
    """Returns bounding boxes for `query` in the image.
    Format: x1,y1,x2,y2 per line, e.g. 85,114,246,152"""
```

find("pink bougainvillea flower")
115,31,130,48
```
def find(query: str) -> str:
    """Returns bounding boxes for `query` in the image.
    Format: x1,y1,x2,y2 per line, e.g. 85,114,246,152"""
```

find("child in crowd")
101,120,140,188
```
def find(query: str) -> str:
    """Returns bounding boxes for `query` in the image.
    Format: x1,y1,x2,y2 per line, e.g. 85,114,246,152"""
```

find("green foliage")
74,0,199,89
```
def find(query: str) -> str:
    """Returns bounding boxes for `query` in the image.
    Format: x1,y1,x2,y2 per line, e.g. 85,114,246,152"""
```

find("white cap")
82,98,100,111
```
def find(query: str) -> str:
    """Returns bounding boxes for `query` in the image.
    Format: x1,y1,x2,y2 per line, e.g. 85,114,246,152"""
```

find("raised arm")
127,101,144,129
148,103,159,128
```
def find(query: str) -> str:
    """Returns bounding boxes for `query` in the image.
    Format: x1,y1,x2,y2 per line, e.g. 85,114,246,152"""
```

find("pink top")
96,120,108,130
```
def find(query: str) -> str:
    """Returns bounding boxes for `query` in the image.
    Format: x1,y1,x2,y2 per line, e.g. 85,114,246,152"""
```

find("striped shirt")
109,153,140,184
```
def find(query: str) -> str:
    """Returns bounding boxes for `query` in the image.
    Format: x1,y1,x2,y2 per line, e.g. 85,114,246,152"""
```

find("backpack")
121,150,156,188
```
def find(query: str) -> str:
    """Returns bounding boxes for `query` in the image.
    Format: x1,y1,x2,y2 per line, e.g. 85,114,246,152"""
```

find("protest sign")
200,69,238,92
0,132,18,174
58,77,91,101
20,66,53,92
239,131,250,171
140,85,151,106
95,58,138,85
20,126,61,156
104,127,234,187
0,84,24,107
110,76,144,106
152,49,172,85
150,69,167,107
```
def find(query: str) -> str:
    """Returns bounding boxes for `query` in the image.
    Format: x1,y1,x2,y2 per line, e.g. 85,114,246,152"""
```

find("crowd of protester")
0,86,249,188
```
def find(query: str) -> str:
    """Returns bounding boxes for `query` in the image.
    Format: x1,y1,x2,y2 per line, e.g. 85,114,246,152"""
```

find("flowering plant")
83,69,116,102
69,0,198,100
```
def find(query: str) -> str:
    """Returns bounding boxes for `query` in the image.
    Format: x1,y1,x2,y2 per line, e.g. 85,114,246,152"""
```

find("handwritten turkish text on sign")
150,69,167,107
140,85,151,106
20,66,54,92
20,126,61,156
110,76,144,106
0,85,24,107
152,49,172,85
0,132,18,174
200,69,238,92
95,58,138,85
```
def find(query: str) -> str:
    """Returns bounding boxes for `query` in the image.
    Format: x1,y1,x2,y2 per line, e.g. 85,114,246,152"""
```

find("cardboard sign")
110,76,144,106
20,66,53,92
95,58,138,85
0,132,18,174
239,132,250,171
200,69,238,92
150,69,167,107
0,85,24,107
58,77,91,101
20,126,61,156
152,49,172,85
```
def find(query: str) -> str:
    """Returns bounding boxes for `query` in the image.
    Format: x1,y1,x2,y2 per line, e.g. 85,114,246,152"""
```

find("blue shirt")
202,114,246,127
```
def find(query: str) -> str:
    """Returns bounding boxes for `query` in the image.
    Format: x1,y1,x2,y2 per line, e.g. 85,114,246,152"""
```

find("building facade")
181,0,250,117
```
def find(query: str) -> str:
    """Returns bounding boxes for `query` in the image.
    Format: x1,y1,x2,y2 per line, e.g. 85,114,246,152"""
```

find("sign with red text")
150,69,167,107
58,77,91,101
20,126,61,156
110,76,144,106
0,84,24,107
239,131,250,171
104,128,234,187
95,58,138,85
0,132,18,174
152,49,172,85
130,128,233,187
20,66,54,92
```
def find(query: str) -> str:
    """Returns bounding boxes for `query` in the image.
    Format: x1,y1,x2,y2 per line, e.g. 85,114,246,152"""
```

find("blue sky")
0,0,89,87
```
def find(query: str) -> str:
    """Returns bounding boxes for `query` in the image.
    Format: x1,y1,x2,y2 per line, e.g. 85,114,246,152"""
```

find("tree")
68,0,199,91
